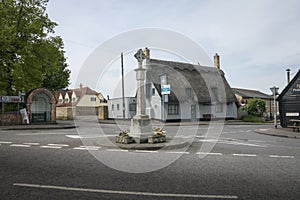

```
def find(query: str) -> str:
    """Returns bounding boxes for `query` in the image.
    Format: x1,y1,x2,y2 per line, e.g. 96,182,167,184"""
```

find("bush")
242,115,264,123
246,98,266,117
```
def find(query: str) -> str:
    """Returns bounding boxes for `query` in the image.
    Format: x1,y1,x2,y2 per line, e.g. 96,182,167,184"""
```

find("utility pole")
121,52,125,120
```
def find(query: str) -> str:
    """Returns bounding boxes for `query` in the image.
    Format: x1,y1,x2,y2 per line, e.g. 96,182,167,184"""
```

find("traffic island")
111,136,189,150
116,128,167,145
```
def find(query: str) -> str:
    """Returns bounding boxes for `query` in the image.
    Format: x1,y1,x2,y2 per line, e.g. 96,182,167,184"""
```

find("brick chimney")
214,53,220,69
144,47,150,59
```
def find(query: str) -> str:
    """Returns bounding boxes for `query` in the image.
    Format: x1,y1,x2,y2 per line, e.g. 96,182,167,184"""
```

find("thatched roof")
146,59,237,104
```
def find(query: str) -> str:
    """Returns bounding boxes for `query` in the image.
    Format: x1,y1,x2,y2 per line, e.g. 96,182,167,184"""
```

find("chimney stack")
214,53,220,69
286,69,291,84
144,47,150,59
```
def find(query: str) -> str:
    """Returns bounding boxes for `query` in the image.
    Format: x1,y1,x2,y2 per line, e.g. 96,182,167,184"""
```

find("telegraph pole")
121,52,125,120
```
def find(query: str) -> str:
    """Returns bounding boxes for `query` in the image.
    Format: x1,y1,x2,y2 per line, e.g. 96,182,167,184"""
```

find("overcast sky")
47,0,300,97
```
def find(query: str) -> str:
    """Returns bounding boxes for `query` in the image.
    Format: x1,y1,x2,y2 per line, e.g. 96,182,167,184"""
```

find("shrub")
242,115,264,123
246,98,266,117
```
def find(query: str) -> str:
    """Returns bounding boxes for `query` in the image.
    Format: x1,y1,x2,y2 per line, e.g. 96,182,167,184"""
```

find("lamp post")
270,86,279,128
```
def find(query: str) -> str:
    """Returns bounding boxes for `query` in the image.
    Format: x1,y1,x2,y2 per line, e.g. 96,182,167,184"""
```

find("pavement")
0,120,77,130
254,126,300,139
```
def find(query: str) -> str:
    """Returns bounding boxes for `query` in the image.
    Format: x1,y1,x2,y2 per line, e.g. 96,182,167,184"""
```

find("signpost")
270,86,279,128
0,96,24,103
161,84,171,121
161,84,171,95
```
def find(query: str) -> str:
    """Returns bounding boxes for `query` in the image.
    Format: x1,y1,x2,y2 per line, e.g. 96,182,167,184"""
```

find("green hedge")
241,115,265,123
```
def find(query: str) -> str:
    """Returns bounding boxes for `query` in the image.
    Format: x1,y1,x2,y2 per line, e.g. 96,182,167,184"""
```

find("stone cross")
134,49,147,116
134,49,147,65
129,49,152,143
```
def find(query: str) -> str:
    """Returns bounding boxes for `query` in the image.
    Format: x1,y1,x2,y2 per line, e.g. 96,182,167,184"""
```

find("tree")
0,0,70,95
246,98,266,117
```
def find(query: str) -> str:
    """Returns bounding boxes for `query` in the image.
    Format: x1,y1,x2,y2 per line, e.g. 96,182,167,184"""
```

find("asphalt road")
0,121,299,200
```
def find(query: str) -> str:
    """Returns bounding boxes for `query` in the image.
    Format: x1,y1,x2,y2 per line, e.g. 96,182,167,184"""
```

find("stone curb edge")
254,129,300,139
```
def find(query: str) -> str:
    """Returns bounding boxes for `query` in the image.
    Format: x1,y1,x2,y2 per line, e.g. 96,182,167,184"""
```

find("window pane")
216,104,223,113
168,104,179,115
186,88,192,98
129,103,136,111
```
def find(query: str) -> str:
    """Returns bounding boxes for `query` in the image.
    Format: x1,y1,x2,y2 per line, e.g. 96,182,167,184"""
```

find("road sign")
161,85,171,95
0,96,24,103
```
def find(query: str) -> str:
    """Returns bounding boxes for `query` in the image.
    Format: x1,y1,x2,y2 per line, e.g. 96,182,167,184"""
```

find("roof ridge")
149,58,213,69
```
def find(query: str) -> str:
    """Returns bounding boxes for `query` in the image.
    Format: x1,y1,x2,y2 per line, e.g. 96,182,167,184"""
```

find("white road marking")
165,151,190,154
196,152,222,156
198,139,218,142
66,135,109,139
219,141,266,148
73,146,100,151
13,183,238,199
134,150,158,153
232,154,257,157
79,145,101,149
23,143,40,146
17,132,68,136
65,135,81,139
47,144,69,147
198,138,266,148
40,146,62,149
0,141,13,144
106,149,129,152
10,144,31,148
269,155,294,159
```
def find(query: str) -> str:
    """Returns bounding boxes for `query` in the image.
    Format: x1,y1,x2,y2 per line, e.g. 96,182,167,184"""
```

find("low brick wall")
0,112,19,125
56,107,75,120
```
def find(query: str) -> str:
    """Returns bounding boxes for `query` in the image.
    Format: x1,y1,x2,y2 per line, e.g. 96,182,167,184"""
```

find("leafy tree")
0,0,70,95
246,98,266,117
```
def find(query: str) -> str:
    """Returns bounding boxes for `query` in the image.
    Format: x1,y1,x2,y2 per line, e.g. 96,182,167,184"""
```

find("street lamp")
270,86,279,128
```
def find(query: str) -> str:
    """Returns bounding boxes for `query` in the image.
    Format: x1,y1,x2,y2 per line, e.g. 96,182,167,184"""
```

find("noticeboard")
0,96,24,103
292,83,300,95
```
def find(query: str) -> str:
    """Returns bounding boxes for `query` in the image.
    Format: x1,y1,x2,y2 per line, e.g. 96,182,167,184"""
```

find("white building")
108,97,136,119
